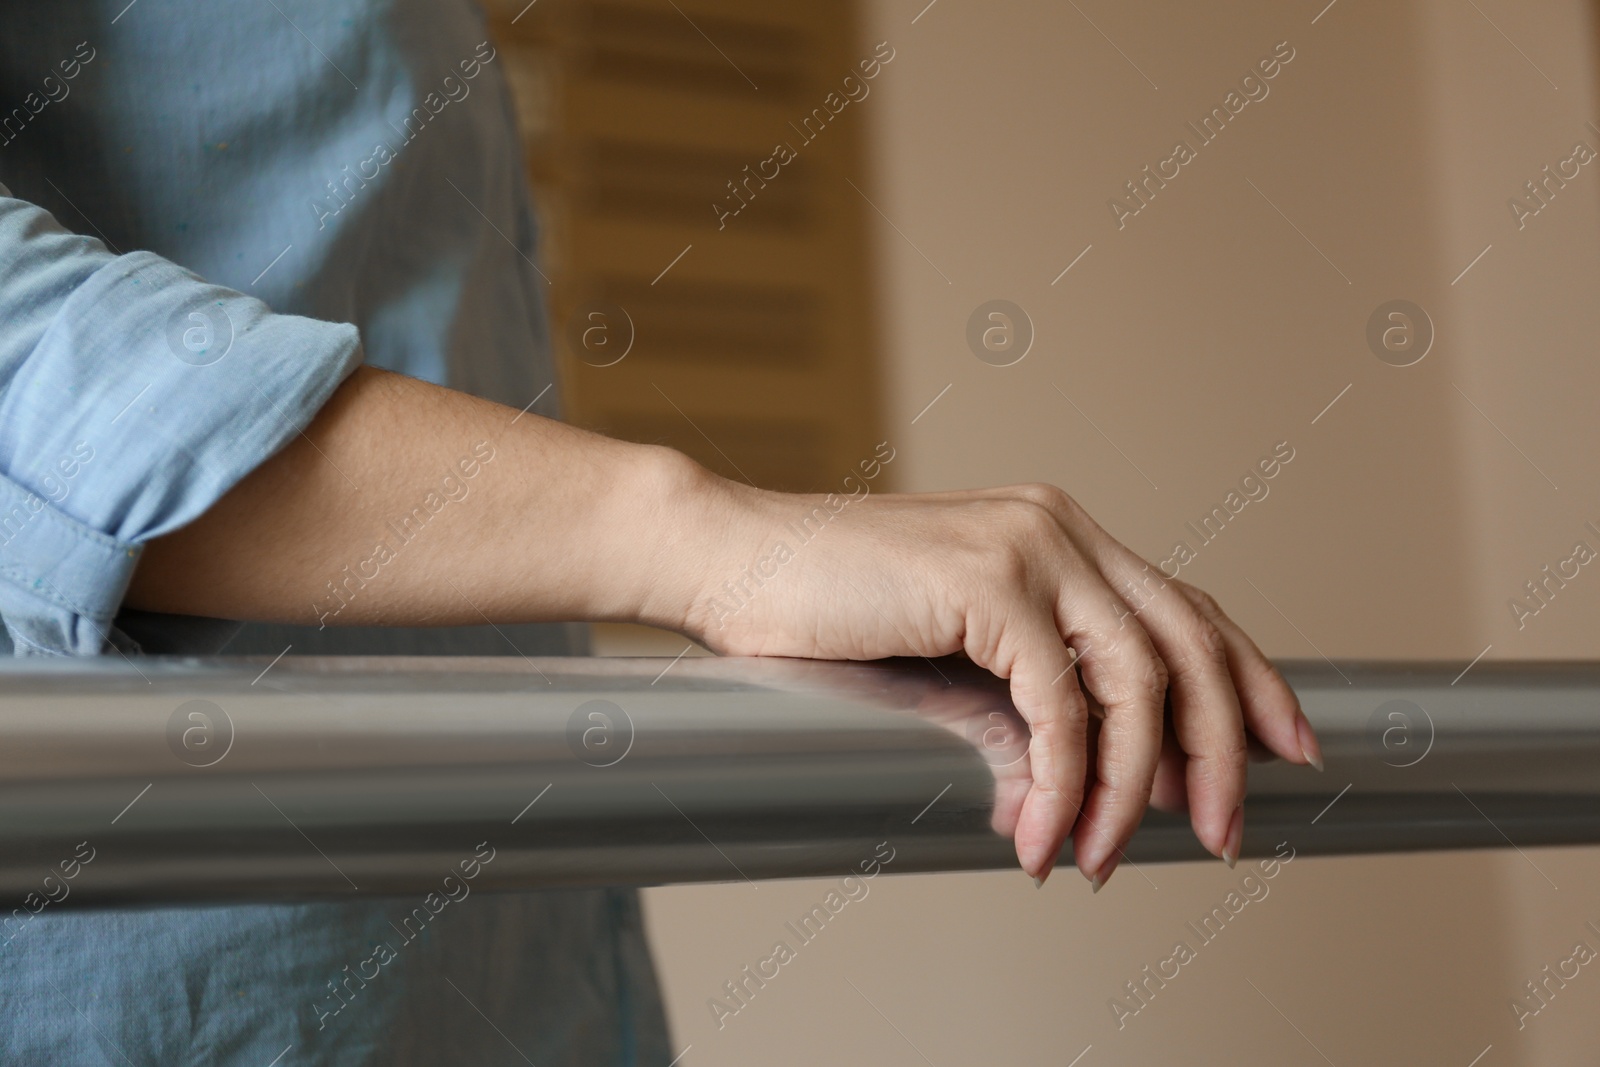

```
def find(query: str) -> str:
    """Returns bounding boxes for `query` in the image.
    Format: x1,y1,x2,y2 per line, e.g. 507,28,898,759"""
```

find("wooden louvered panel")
575,140,813,230
577,2,808,100
585,278,821,367
484,0,883,495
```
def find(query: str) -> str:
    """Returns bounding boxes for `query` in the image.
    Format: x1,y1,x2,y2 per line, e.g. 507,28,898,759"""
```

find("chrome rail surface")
0,656,1594,906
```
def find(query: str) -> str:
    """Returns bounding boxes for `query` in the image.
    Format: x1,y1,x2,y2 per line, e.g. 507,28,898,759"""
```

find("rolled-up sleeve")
0,183,364,656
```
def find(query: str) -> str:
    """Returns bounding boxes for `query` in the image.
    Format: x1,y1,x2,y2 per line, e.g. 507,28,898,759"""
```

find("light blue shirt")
0,2,668,1062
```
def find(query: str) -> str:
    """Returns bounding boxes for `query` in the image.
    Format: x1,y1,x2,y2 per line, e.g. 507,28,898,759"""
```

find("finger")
975,612,1089,885
1068,714,1184,888
1055,572,1167,887
1090,558,1246,860
1174,581,1319,770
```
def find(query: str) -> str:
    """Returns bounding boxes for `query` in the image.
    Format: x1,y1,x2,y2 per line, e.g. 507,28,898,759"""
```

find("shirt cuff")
0,250,364,656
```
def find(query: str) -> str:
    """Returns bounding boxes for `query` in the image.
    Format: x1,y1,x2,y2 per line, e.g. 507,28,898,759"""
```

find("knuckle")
1106,650,1167,709
1030,779,1069,802
1014,482,1071,513
1189,706,1248,757
1095,631,1169,698
1059,689,1092,732
1144,666,1170,708
982,502,1062,580
1006,498,1060,538
983,538,1034,588
1170,612,1228,677
1187,585,1225,620
1135,634,1171,691
1149,651,1171,693
1196,616,1228,662
1028,692,1089,736
1211,735,1251,775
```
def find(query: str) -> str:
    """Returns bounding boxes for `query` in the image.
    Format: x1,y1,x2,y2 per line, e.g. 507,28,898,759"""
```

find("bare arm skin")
127,365,1321,888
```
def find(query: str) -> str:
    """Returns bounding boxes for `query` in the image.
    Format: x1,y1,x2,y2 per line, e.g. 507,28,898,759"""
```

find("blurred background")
481,0,1600,1062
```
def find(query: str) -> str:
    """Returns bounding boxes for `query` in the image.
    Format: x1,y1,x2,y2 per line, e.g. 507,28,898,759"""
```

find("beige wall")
634,1,1600,1063
1418,0,1600,657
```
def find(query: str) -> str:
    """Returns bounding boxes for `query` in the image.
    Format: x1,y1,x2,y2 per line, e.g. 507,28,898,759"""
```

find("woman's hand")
659,471,1322,889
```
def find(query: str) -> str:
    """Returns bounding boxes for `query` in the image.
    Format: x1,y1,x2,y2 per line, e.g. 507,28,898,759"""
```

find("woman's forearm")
124,365,714,631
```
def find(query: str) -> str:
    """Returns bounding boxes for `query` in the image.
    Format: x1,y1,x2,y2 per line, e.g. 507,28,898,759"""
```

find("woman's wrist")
597,442,765,637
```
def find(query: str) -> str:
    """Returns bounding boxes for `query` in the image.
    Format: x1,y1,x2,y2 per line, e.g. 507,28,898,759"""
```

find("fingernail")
1032,874,1045,890
1297,711,1325,772
1222,805,1244,869
1091,855,1118,894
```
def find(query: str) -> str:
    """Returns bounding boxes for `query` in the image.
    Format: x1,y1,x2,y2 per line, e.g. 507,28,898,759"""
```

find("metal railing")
0,656,1595,907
